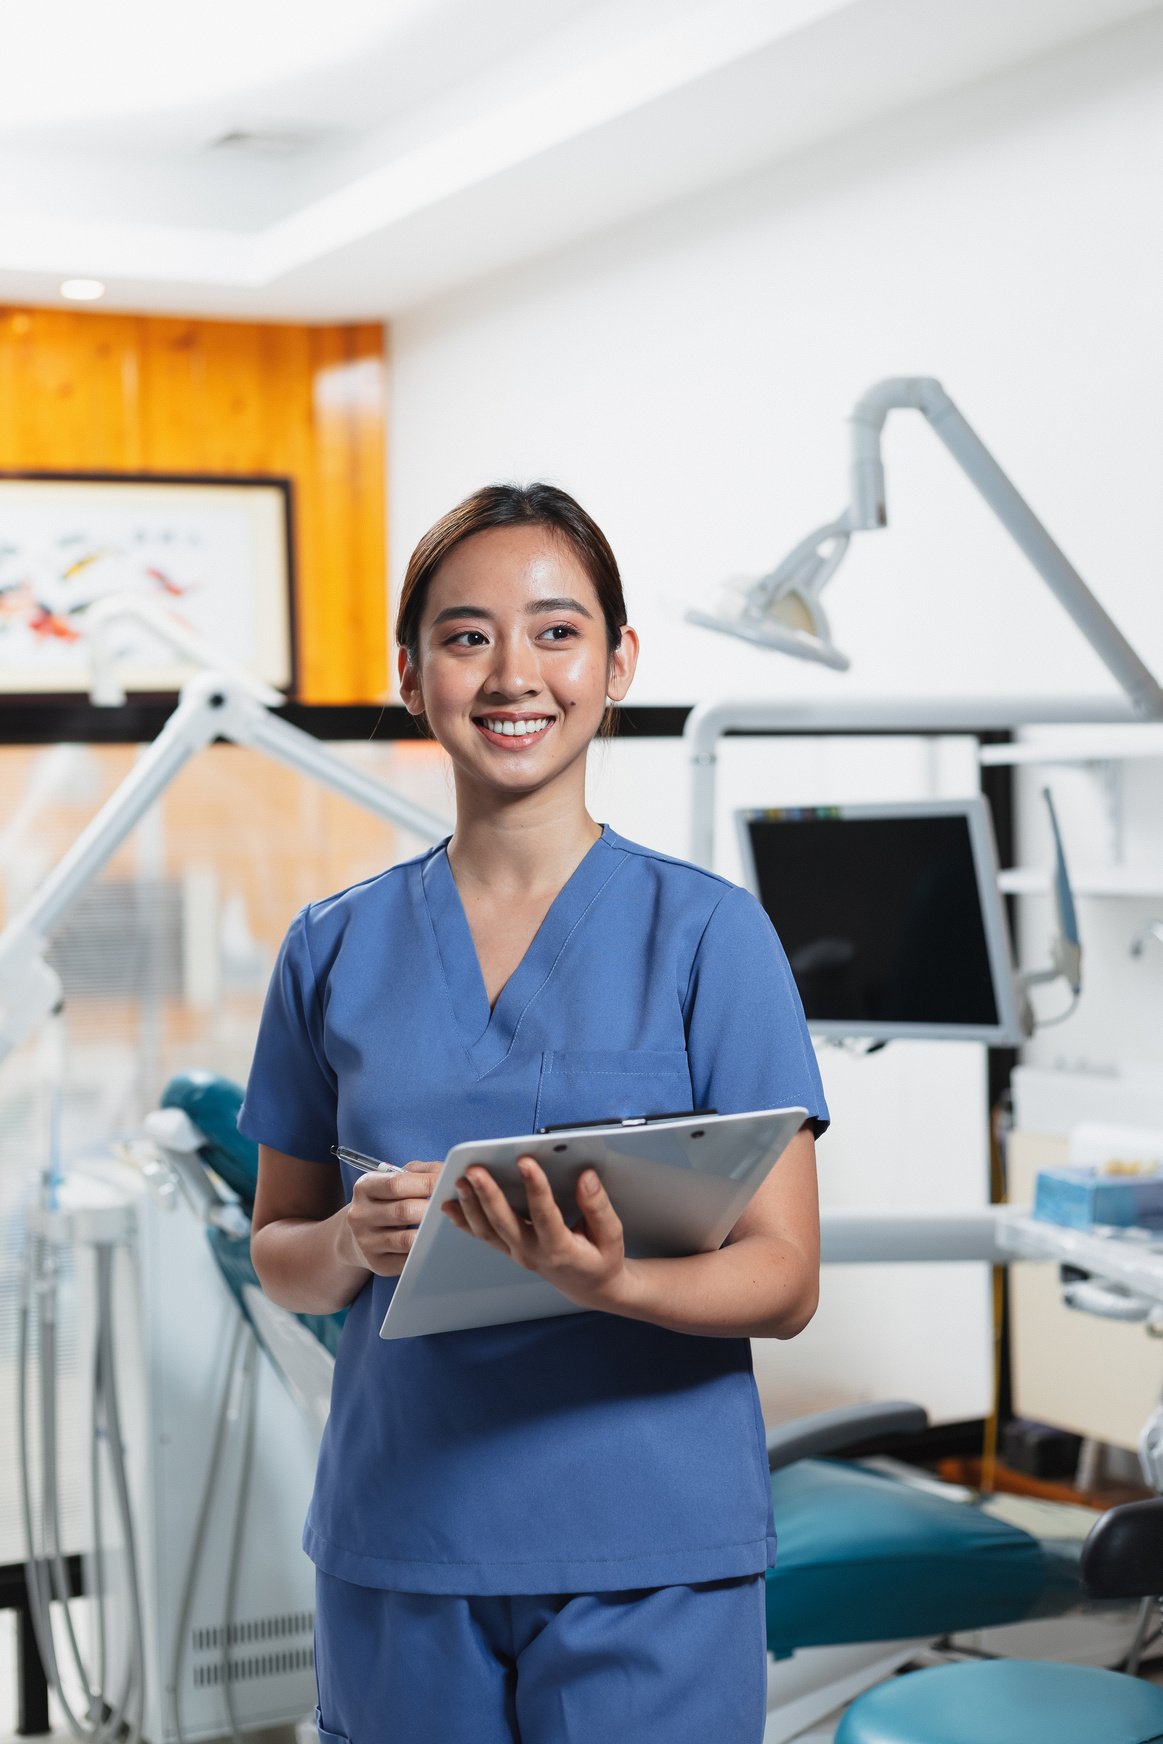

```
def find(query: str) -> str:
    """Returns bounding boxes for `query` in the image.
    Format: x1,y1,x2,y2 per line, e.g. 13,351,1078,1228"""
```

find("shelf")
999,866,1163,899
980,725,1163,767
996,1210,1163,1310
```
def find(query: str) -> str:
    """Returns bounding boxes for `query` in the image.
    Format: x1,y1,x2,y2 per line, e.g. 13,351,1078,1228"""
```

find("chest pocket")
533,1048,693,1131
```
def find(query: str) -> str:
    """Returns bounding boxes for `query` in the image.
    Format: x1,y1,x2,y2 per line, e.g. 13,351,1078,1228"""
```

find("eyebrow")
430,596,595,628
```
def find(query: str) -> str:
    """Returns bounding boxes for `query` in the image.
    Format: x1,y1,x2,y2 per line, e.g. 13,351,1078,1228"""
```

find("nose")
484,628,540,699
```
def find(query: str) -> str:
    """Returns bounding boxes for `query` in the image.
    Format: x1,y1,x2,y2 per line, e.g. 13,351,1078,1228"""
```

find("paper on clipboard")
378,1104,807,1340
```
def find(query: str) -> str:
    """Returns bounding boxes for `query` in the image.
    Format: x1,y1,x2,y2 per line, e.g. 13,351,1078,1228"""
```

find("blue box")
1034,1165,1163,1231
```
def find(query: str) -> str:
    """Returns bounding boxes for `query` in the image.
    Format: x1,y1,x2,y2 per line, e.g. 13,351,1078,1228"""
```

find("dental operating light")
688,376,1163,720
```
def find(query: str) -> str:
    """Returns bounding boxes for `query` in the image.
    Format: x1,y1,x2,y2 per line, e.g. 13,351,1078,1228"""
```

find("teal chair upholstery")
836,1498,1163,1744
766,1455,1082,1658
161,1069,348,1358
834,1660,1163,1744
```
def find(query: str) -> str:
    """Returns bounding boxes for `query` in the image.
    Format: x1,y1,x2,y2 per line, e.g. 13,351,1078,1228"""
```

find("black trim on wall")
0,702,1037,747
0,701,698,745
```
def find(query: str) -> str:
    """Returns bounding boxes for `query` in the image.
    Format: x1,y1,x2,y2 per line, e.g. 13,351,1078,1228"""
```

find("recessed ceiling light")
60,279,106,302
209,127,329,158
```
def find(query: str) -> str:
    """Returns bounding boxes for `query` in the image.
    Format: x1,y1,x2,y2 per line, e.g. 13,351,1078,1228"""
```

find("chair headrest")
1082,1496,1163,1600
160,1070,258,1211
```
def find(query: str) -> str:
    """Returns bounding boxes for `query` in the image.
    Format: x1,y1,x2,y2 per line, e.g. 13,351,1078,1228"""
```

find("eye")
540,624,580,642
445,629,489,646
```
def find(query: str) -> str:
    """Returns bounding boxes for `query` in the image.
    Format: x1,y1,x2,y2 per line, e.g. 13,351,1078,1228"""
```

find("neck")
446,792,601,897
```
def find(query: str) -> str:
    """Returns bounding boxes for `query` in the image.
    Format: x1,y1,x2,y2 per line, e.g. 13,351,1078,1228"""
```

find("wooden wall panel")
0,306,387,703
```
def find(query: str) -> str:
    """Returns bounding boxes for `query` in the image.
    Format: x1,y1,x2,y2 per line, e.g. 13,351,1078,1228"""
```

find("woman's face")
398,523,637,802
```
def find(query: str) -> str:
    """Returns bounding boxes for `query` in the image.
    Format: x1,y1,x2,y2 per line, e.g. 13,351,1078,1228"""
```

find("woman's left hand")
441,1157,633,1313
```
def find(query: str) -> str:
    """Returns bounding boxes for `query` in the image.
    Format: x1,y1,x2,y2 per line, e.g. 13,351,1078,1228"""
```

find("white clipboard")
378,1104,808,1340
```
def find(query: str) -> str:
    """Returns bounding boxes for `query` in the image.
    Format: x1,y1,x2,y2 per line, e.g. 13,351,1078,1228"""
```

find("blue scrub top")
239,822,829,1596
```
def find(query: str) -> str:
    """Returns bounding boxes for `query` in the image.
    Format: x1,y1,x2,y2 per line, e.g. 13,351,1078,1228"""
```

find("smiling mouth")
472,715,555,747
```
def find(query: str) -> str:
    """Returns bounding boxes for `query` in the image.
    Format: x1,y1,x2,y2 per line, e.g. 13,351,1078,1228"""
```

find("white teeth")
481,717,551,737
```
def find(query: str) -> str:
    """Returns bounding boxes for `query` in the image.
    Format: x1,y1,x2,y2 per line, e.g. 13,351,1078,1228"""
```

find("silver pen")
331,1144,408,1175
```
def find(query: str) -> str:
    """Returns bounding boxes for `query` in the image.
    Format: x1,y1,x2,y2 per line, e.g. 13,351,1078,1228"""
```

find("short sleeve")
237,906,338,1162
683,885,829,1135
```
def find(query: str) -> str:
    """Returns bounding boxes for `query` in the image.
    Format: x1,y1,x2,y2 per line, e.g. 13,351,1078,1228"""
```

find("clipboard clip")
536,1107,717,1135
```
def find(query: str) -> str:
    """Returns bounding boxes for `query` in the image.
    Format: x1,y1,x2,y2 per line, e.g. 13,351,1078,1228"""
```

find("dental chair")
155,1069,346,1360
154,1072,1111,1743
761,1406,1094,1739
833,1498,1163,1744
765,1410,1084,1656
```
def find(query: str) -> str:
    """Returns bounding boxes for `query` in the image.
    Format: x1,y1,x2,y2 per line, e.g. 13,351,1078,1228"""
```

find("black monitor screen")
744,810,1001,1030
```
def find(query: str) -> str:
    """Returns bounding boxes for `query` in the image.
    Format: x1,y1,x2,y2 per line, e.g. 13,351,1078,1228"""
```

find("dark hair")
395,482,626,740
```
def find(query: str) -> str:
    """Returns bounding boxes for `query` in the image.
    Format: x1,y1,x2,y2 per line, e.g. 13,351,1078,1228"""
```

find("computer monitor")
736,797,1024,1045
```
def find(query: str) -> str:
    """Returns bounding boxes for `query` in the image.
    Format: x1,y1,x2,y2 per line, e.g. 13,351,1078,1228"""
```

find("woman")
243,482,828,1744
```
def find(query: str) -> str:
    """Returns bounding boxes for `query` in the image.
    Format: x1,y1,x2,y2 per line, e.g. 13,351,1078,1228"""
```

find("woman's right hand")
341,1162,442,1276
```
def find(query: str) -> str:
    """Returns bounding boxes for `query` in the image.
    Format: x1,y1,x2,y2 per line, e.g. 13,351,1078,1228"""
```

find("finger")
357,1184,428,1225
576,1170,624,1252
353,1178,418,1205
440,1200,503,1246
390,1166,436,1196
349,1198,422,1240
358,1171,432,1205
466,1167,530,1252
350,1224,417,1267
454,1176,504,1244
447,1182,511,1254
517,1158,572,1249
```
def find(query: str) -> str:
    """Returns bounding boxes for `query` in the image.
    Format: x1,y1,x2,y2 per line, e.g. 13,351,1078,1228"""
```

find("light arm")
687,375,1163,721
850,378,1163,719
84,593,286,709
0,670,451,1063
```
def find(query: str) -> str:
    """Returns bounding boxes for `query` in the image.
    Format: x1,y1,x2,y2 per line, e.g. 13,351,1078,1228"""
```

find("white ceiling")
1,0,1159,321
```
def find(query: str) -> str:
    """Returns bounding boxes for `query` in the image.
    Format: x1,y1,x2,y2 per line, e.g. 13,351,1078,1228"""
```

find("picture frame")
0,471,297,699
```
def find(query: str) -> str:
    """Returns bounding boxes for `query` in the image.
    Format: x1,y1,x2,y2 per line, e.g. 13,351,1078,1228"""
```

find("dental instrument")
1014,786,1082,1032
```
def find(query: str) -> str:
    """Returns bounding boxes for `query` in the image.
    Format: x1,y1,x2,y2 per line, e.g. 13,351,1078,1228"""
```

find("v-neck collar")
421,822,622,1077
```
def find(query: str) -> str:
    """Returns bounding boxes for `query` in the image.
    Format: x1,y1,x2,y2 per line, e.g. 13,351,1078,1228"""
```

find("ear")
605,625,639,704
397,645,423,715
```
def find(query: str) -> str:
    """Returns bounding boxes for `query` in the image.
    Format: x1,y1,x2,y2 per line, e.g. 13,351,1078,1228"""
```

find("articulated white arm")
0,671,451,1064
84,593,286,709
688,375,1163,720
847,378,1163,720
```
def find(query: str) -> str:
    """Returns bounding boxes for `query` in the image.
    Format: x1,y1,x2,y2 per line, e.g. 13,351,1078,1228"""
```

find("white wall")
389,11,1163,709
385,12,1163,1424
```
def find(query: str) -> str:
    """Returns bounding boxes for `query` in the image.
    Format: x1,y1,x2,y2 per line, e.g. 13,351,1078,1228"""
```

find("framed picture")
0,472,296,698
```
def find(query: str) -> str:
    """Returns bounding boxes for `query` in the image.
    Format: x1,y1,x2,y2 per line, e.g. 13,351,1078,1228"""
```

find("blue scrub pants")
313,1569,767,1744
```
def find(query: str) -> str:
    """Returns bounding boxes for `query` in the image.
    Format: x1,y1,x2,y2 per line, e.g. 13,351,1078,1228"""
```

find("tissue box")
1034,1166,1163,1230
1035,1134,1163,1231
